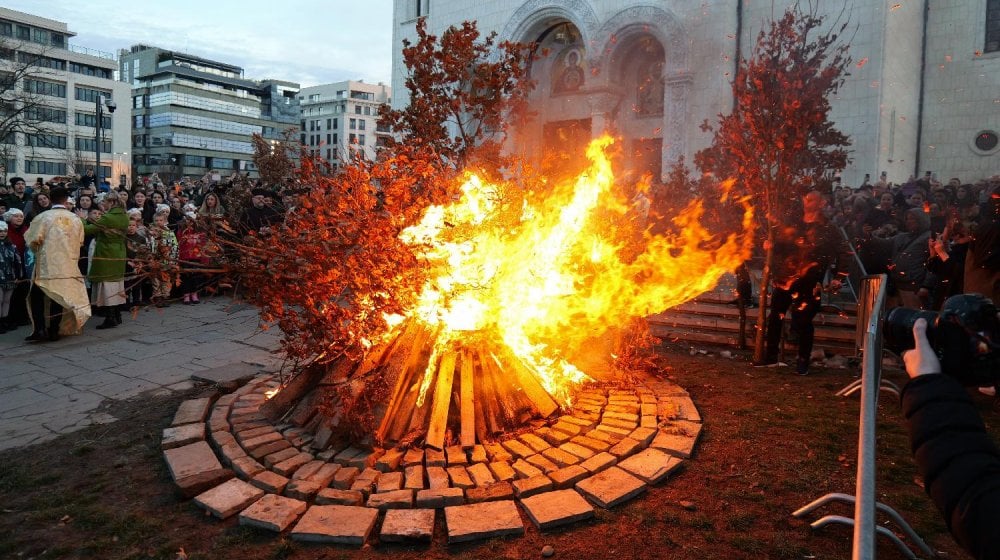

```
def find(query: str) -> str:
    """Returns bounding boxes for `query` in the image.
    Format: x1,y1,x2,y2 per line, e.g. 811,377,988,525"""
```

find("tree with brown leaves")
695,7,852,362
378,18,535,172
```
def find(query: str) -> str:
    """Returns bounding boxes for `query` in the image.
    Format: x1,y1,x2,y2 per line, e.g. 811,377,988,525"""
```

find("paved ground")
0,297,282,451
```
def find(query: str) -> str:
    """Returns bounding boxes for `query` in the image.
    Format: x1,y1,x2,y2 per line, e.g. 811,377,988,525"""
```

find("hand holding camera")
902,318,942,378
886,294,1000,386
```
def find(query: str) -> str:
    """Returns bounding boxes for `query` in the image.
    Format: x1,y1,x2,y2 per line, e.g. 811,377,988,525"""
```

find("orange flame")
399,135,753,405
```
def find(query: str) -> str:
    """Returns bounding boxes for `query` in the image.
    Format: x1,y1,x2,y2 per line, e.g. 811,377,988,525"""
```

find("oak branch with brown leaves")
695,7,852,362
378,18,535,172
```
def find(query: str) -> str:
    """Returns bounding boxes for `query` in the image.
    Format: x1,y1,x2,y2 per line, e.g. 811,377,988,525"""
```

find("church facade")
391,1,999,186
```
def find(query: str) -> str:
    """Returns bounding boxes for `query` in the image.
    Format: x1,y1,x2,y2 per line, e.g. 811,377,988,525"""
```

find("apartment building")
0,8,131,184
297,80,392,166
119,44,299,182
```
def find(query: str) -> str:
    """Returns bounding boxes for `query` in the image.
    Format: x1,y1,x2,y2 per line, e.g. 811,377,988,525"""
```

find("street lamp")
95,94,117,189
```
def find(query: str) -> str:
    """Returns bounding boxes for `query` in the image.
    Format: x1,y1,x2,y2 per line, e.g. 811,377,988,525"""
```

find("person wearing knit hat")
3,177,28,211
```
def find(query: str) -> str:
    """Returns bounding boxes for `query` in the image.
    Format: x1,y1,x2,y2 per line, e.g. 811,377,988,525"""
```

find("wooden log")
374,321,427,443
491,348,559,418
259,360,344,422
476,349,502,435
482,350,519,429
425,350,457,450
459,350,476,449
471,353,490,443
387,328,438,442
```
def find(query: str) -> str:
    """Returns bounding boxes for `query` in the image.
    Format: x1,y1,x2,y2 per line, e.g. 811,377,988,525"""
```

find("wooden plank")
425,351,457,450
492,349,559,418
374,322,427,443
388,328,438,442
471,353,490,443
476,349,502,435
483,351,519,429
459,351,476,449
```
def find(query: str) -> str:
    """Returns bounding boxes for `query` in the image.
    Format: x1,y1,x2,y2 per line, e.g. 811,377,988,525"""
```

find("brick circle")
166,373,701,545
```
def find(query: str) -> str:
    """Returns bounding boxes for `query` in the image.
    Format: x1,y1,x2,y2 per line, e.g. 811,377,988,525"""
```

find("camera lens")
883,307,939,355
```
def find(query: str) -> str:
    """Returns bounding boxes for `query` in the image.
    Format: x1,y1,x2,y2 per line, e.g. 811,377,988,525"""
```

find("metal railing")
66,43,117,61
793,274,937,559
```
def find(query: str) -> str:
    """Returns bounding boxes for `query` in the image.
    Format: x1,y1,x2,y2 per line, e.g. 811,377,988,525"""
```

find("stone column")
663,73,692,176
586,89,624,138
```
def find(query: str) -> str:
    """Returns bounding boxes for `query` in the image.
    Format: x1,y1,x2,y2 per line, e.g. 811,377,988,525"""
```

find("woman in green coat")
85,193,129,329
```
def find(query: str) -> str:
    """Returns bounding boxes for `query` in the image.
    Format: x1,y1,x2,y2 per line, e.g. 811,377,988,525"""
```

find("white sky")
5,0,394,87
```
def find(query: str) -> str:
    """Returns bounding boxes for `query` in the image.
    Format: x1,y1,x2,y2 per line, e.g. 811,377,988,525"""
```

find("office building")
0,8,131,185
119,44,299,182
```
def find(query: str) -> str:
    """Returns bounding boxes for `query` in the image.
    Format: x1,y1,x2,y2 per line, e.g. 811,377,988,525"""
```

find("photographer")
901,318,1000,559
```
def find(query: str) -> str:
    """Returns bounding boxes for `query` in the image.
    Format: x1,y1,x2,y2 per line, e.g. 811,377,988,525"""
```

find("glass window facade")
24,160,67,175
24,79,66,98
148,91,262,118
147,112,262,135
26,134,68,149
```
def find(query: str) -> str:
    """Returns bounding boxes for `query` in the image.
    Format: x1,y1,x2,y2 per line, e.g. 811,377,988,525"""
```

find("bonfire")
260,135,753,452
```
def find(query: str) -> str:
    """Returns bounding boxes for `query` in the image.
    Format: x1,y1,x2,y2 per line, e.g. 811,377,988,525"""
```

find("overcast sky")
6,0,394,87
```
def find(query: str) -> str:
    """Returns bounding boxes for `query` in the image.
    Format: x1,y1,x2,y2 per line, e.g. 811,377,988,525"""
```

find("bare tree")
0,35,71,180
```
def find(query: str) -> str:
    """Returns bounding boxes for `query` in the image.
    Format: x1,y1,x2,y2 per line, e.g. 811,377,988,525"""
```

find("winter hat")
3,208,23,221
156,203,170,214
0,221,7,232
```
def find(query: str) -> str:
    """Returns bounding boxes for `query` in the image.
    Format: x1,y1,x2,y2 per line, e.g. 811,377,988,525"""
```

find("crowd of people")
0,173,285,339
826,175,1000,309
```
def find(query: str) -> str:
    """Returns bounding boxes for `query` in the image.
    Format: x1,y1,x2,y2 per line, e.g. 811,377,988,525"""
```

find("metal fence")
793,274,937,559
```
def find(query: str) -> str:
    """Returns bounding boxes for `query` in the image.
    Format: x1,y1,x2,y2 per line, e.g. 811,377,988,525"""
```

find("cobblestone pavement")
0,298,282,451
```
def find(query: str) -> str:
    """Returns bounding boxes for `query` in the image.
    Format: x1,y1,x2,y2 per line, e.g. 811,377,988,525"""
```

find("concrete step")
648,323,858,356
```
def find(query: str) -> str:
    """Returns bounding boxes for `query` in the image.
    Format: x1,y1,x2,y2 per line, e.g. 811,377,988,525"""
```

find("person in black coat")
901,318,1000,560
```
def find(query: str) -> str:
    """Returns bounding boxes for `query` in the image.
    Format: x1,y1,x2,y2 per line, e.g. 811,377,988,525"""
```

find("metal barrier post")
793,274,936,559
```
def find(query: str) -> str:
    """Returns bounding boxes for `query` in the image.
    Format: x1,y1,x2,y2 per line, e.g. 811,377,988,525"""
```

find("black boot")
114,306,123,325
0,317,9,333
25,328,47,342
96,312,117,330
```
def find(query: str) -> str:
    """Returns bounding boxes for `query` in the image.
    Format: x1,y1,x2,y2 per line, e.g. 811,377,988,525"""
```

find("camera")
884,294,1000,386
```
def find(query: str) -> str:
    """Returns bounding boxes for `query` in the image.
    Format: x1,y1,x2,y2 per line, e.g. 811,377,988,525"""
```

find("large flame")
398,135,753,406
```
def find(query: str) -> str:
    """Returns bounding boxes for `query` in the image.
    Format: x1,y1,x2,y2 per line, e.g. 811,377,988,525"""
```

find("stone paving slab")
239,494,307,532
649,430,698,459
231,456,265,479
513,475,553,499
381,508,435,542
466,481,514,503
367,489,414,509
290,504,378,545
618,448,683,484
519,489,595,530
580,452,617,474
172,397,213,426
251,470,290,494
549,465,589,489
444,500,524,543
194,478,265,519
162,423,206,450
315,488,364,506
575,466,646,509
163,441,225,491
415,488,465,508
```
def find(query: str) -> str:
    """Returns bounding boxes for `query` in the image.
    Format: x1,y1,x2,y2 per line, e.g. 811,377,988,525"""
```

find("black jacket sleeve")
901,374,1000,560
